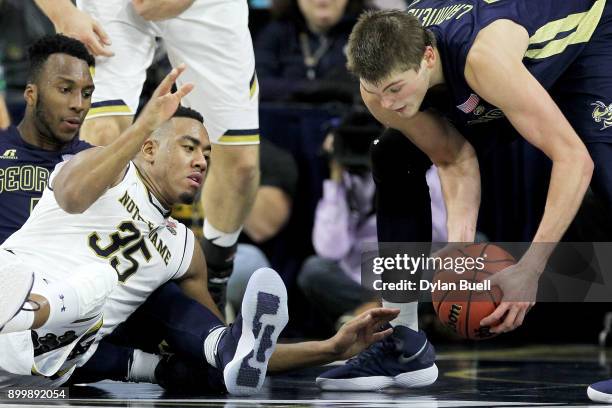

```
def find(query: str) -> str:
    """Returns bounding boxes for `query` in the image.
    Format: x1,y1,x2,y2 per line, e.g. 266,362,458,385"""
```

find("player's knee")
69,264,118,317
81,116,133,146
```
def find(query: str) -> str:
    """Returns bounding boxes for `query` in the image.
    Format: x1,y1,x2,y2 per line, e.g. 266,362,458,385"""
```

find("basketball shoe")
588,379,612,403
214,267,288,396
316,325,438,391
0,261,35,332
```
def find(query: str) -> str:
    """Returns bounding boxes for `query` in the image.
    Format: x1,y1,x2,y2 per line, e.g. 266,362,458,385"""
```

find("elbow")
54,188,88,214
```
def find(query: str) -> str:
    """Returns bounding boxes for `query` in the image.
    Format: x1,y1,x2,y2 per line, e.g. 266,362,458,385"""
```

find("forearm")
522,153,593,274
33,0,75,25
270,340,338,372
436,142,480,242
56,123,152,212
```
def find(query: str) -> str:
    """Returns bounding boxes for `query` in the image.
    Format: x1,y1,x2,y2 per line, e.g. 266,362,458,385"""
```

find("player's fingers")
174,83,194,100
513,306,528,329
491,305,519,334
480,302,508,327
84,35,107,57
371,327,393,342
92,20,112,45
154,66,184,96
368,308,400,320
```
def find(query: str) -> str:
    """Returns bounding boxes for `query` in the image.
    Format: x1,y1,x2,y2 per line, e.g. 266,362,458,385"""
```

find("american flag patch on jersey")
457,93,480,113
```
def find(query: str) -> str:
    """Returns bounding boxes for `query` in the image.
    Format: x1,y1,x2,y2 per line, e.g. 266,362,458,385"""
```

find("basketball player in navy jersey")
0,34,93,244
316,1,612,398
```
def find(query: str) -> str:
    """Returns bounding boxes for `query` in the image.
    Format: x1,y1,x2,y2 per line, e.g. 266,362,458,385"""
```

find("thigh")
78,0,157,119
161,0,259,144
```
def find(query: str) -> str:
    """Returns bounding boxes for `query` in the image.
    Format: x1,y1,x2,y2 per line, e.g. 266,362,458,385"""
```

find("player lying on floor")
0,57,398,394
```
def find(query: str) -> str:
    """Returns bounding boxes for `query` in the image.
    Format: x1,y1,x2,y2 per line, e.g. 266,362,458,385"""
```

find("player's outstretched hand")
480,263,538,333
135,64,194,134
328,307,399,361
56,7,113,57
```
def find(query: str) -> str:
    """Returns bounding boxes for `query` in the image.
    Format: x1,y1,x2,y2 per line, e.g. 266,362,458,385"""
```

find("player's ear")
424,46,436,68
141,138,158,163
24,84,37,107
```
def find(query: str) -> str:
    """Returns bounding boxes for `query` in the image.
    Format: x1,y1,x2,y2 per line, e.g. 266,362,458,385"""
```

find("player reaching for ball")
317,0,612,395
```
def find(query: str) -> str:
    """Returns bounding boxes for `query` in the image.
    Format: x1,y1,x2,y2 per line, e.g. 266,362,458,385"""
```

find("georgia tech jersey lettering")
1,161,195,337
0,126,91,243
409,0,606,127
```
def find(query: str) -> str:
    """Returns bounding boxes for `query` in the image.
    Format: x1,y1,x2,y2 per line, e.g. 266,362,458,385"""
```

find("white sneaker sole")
587,386,612,403
223,267,288,396
0,263,35,329
316,364,438,391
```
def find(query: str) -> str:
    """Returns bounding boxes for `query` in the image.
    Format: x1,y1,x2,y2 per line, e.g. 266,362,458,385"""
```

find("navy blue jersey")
0,125,91,243
408,0,609,128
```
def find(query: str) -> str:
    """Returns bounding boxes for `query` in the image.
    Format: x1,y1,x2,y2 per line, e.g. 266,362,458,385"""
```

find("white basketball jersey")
1,161,195,383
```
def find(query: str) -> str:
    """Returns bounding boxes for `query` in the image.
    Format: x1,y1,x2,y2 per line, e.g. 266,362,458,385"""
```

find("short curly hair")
27,34,95,83
173,105,204,124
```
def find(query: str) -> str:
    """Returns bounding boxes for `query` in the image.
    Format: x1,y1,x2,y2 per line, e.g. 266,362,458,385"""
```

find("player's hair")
347,10,436,85
173,105,204,124
27,34,95,84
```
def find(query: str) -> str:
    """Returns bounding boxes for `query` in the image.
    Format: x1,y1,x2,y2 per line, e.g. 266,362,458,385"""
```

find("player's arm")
269,308,398,372
466,20,594,269
34,0,113,57
173,240,398,369
131,0,195,21
53,66,193,213
174,240,224,321
362,87,481,242
467,20,593,333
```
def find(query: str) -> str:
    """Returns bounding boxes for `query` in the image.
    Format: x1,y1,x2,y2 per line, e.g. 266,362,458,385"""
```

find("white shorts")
79,0,260,145
0,251,107,388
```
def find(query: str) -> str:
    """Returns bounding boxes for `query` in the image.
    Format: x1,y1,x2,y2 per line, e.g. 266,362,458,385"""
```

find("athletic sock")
128,350,161,383
383,300,418,331
204,326,226,368
203,219,242,248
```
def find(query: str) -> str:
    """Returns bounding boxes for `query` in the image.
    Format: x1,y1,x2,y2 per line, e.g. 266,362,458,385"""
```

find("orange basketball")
431,243,514,340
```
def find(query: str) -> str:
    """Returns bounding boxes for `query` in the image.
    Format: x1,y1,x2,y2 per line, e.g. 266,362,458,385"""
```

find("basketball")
432,244,515,340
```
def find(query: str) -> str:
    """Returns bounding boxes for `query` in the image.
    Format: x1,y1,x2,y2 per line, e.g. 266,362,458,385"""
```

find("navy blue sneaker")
588,379,612,403
316,325,438,391
215,268,288,396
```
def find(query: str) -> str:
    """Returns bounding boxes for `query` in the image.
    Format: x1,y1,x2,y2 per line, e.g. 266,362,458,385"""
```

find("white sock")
203,219,242,247
204,325,226,368
383,300,418,331
0,301,36,333
128,350,161,383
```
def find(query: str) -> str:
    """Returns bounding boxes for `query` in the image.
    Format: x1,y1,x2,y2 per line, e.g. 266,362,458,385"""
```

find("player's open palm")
137,64,194,134
481,263,538,333
330,308,399,361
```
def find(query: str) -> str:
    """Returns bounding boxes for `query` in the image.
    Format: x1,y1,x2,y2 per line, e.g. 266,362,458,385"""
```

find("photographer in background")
298,111,381,334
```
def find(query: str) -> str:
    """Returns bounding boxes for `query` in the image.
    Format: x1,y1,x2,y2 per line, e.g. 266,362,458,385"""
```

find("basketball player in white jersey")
34,0,263,310
0,65,290,395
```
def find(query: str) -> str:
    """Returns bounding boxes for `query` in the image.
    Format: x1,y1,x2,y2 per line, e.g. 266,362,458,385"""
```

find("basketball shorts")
78,0,259,145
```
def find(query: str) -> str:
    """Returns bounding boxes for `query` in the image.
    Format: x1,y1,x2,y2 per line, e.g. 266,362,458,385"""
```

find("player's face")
298,0,348,31
360,60,431,120
155,117,210,206
29,54,94,144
